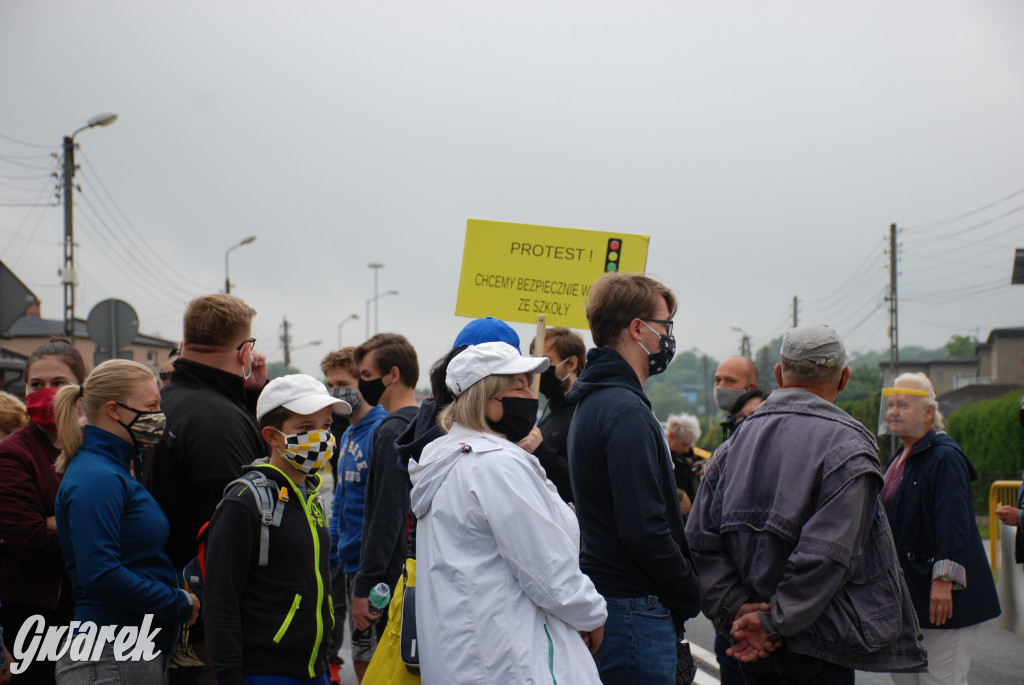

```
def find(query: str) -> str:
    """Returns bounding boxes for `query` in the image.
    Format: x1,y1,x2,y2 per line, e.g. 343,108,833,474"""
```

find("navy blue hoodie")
565,346,701,628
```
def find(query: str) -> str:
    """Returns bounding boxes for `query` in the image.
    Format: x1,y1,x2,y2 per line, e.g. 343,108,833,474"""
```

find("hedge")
945,391,1024,513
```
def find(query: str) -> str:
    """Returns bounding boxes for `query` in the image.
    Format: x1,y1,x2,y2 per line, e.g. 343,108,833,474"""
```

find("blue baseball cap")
453,316,520,351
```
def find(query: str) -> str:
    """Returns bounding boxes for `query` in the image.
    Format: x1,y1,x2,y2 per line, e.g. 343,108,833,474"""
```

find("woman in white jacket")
409,341,607,684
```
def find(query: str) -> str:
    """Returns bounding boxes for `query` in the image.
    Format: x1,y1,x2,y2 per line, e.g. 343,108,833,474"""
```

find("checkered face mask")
274,428,335,474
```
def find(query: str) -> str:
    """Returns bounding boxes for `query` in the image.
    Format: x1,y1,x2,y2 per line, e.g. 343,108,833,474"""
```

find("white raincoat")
409,423,606,684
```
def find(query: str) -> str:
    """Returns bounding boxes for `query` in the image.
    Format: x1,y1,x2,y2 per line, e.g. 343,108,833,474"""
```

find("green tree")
945,334,978,357
266,361,296,380
645,349,714,422
753,337,782,393
840,364,882,403
946,391,1024,513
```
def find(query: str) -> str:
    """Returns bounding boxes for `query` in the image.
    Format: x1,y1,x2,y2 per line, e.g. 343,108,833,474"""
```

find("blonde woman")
53,359,198,685
410,342,607,684
0,391,28,441
882,372,999,685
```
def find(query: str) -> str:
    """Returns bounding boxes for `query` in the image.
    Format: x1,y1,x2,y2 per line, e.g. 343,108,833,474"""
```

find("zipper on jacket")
263,464,327,676
544,623,557,685
273,594,302,643
302,482,325,676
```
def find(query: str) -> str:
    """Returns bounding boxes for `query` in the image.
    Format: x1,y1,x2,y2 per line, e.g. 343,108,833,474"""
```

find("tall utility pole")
60,113,118,340
702,353,711,418
280,316,292,374
887,223,899,383
61,135,75,339
792,296,798,328
368,263,383,335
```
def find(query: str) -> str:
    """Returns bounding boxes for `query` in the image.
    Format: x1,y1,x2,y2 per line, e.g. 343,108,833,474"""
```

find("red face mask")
26,387,60,432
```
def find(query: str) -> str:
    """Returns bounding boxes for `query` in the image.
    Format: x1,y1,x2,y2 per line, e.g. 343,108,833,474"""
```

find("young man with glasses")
144,293,268,685
566,272,701,685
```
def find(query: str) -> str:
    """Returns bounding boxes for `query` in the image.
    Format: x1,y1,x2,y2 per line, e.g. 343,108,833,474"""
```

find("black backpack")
182,469,287,601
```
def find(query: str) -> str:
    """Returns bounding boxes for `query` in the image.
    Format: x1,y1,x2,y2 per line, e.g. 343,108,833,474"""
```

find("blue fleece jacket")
56,426,191,651
329,405,387,572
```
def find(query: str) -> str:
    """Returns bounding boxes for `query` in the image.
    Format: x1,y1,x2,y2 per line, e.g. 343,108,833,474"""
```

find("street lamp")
62,112,118,340
337,313,359,348
367,263,384,335
365,290,398,338
225,236,257,294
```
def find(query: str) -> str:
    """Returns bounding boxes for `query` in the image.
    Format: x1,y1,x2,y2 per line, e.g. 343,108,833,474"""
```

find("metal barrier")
989,480,1022,572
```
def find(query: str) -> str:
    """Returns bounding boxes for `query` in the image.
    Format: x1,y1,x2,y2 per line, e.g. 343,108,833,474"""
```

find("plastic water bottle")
368,582,391,615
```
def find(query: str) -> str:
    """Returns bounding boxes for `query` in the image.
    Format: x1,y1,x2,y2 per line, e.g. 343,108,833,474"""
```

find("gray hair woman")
882,372,1000,685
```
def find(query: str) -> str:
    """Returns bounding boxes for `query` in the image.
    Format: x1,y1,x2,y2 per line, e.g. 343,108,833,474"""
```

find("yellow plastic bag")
362,559,421,685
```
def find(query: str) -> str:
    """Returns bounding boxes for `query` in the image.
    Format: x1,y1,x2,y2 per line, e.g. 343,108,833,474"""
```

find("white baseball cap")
446,342,550,396
256,374,351,421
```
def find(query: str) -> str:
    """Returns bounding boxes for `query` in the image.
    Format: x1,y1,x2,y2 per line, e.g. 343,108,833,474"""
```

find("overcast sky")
2,1,1022,383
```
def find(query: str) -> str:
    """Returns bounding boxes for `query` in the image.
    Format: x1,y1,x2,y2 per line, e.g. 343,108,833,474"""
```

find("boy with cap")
203,374,351,685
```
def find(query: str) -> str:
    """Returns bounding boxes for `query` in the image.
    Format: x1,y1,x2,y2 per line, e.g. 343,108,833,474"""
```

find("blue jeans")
594,595,678,685
737,646,854,685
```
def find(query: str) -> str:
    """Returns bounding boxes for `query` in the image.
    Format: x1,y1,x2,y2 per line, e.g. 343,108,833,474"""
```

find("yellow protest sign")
455,219,650,329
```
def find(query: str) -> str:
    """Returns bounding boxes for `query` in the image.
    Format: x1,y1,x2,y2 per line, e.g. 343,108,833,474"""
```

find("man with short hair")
349,333,419,671
145,293,268,685
148,293,266,570
713,355,762,437
687,325,926,684
566,271,701,685
321,348,387,682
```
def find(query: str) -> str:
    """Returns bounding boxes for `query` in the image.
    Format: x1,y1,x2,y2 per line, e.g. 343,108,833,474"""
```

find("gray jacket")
686,387,926,673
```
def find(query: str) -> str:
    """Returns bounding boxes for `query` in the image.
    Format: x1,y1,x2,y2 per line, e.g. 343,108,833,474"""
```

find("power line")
74,200,204,310
0,178,53,193
0,171,53,180
0,132,57,150
1,184,54,257
76,169,208,297
78,154,216,291
0,156,53,171
903,185,1024,232
902,203,1024,245
0,151,54,161
799,237,887,312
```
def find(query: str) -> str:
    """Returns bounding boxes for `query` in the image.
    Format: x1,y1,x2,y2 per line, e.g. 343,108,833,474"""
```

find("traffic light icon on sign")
604,238,622,272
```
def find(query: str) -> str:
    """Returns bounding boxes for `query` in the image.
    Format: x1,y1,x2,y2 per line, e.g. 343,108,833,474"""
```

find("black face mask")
538,361,570,400
638,321,676,376
487,397,538,444
358,377,387,407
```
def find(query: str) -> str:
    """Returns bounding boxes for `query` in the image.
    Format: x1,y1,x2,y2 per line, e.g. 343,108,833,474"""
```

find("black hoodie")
565,346,702,628
394,399,444,557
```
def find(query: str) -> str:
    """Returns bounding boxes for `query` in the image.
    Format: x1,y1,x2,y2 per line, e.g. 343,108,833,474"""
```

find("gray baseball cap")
780,324,845,368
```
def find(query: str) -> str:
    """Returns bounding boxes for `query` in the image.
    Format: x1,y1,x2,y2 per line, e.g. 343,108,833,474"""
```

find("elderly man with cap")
686,324,926,684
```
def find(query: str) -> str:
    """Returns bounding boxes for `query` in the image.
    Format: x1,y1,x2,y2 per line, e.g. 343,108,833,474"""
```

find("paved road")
684,611,1024,685
323,473,1024,684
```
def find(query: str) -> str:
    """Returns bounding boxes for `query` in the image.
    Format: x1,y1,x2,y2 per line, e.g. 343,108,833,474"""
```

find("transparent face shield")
878,387,931,437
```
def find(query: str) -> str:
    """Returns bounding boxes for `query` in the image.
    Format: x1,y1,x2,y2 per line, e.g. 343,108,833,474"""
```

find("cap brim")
285,395,352,416
493,355,550,376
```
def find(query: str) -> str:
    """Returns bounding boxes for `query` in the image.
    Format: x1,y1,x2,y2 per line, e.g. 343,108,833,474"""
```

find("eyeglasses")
644,319,674,337
236,338,257,352
159,372,172,382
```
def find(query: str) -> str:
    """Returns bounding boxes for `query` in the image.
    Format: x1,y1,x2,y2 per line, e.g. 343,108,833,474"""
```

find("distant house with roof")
0,301,176,396
879,327,1024,414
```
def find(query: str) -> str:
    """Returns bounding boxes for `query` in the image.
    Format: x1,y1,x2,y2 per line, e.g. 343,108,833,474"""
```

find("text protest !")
456,220,650,329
